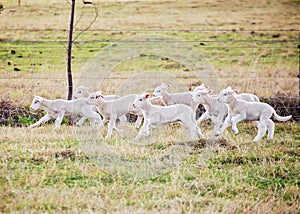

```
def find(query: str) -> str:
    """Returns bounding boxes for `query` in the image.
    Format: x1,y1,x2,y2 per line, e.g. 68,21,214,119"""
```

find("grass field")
0,0,300,213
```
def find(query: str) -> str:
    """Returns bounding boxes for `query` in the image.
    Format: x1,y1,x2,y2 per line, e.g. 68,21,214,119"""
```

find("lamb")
73,85,126,126
86,92,144,138
218,86,292,142
29,95,103,129
132,94,204,141
152,83,198,110
74,85,121,101
192,84,260,136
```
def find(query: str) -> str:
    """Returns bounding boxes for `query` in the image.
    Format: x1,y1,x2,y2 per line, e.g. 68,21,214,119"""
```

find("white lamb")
152,83,198,110
132,94,204,141
86,92,144,138
218,86,292,142
73,85,126,126
29,95,103,129
74,85,121,101
192,84,260,136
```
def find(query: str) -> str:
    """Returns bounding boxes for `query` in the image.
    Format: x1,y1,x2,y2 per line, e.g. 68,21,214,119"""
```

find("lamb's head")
132,94,150,109
30,96,43,111
153,83,169,97
74,85,89,99
86,91,103,105
192,88,210,103
218,86,238,103
192,83,209,93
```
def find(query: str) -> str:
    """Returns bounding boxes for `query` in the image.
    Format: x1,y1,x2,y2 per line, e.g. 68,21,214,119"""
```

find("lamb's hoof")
232,129,239,135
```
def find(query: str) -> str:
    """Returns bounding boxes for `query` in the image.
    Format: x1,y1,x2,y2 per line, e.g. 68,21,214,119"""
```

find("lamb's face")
30,96,41,111
86,92,99,105
218,88,235,103
74,86,89,99
192,90,208,103
132,94,149,109
153,85,168,97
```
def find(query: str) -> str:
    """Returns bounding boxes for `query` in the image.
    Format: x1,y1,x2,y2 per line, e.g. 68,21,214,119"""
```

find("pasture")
1,0,299,213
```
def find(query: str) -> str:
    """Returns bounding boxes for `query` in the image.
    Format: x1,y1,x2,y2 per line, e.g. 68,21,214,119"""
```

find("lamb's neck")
199,95,212,112
143,100,154,116
227,95,238,108
202,95,213,107
96,99,108,108
163,92,174,105
40,98,54,110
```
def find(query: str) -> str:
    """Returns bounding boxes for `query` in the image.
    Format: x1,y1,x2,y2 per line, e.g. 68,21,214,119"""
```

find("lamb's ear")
82,86,89,91
226,86,232,90
34,95,42,100
234,89,239,94
161,83,169,88
199,83,205,88
208,89,213,94
144,93,151,99
96,94,104,99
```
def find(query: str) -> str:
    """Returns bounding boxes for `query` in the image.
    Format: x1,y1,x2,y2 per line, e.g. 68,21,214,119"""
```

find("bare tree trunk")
67,0,75,100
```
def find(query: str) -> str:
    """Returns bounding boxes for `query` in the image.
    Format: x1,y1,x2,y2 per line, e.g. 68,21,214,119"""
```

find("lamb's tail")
273,109,292,122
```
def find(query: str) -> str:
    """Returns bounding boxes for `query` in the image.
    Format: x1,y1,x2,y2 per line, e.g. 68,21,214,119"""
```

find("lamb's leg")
135,115,143,129
253,123,267,142
29,113,52,128
213,114,224,136
82,108,103,128
266,119,275,140
133,125,144,141
76,116,87,126
181,118,204,140
219,113,231,135
230,114,245,135
102,118,107,124
133,119,150,141
105,115,118,138
196,126,204,139
143,120,150,137
118,115,127,125
55,111,65,129
197,111,210,124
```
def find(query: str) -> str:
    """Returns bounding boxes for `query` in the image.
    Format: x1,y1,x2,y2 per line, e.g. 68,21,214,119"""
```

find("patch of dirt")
55,149,76,160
